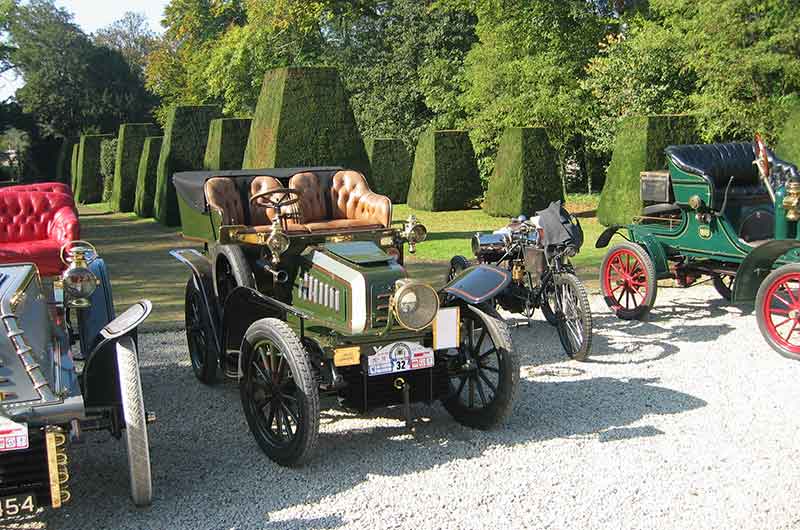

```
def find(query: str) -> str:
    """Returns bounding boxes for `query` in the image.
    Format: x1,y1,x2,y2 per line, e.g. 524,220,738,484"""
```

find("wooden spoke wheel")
240,318,320,466
442,306,519,429
756,264,800,361
184,278,219,384
600,242,657,320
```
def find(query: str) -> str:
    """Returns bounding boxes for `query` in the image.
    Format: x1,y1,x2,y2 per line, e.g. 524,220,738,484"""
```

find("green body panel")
732,240,800,304
325,241,390,264
177,193,217,241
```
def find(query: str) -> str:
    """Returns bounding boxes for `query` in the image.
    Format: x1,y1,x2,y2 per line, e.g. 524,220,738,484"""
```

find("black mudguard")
440,264,511,305
222,286,309,352
595,224,624,249
733,240,800,304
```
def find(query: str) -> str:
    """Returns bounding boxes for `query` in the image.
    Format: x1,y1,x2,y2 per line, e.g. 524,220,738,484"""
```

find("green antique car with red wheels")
170,167,520,466
596,135,800,360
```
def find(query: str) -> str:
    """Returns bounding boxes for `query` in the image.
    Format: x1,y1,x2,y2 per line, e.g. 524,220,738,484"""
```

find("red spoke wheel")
600,242,657,320
756,264,800,361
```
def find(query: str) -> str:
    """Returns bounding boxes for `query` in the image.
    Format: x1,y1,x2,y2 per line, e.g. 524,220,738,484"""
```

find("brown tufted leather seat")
205,170,391,235
205,177,245,225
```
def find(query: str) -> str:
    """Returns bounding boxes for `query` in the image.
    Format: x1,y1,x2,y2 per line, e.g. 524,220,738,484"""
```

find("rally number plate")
0,494,37,518
0,420,28,453
367,342,434,376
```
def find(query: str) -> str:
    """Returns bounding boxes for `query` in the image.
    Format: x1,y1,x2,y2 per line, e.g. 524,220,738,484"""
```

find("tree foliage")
94,12,158,78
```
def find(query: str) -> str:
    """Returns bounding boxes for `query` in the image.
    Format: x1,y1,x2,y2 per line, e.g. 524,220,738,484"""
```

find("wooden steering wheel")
754,133,770,180
249,188,302,214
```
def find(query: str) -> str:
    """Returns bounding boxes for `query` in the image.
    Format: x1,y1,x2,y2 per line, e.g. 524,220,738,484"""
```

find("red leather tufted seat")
0,191,80,275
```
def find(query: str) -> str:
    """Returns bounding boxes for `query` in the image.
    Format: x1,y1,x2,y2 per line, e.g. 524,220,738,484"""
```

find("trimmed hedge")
597,115,697,226
407,129,481,211
365,138,412,202
111,123,160,212
204,118,252,170
56,139,75,184
776,97,800,164
484,127,561,217
100,137,118,203
243,67,370,177
134,136,163,218
70,143,80,190
154,105,222,226
74,134,112,204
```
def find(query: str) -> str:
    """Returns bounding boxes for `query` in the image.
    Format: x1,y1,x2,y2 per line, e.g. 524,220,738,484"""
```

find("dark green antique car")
170,167,519,466
597,135,800,360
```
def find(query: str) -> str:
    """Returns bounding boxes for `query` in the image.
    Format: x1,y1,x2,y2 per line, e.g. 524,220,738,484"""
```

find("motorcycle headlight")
392,280,439,331
62,266,98,308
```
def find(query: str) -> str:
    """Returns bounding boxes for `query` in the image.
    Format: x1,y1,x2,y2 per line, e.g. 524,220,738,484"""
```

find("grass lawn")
80,194,604,330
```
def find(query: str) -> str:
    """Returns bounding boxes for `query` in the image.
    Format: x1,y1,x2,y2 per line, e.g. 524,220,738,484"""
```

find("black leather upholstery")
665,142,800,209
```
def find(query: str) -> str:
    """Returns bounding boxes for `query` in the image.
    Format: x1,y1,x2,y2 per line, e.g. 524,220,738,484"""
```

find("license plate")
0,420,28,453
367,342,434,376
0,494,37,518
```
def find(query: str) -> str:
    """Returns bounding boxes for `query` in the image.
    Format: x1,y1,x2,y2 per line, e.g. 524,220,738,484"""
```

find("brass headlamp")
783,181,800,222
59,241,99,308
401,215,428,254
266,218,290,265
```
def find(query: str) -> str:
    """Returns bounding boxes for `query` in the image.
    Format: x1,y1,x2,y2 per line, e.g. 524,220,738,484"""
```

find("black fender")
82,300,151,409
440,264,511,305
170,248,223,355
733,240,800,304
222,286,310,356
595,224,624,248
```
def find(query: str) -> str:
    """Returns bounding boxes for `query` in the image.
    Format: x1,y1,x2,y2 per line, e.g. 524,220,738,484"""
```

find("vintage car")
171,167,519,466
448,201,592,360
596,135,800,360
0,185,153,517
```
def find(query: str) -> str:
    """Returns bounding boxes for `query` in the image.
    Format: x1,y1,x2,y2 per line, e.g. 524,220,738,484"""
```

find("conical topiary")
111,123,160,212
242,67,370,177
74,134,113,204
365,138,413,203
407,129,481,211
204,118,252,170
134,136,163,218
154,105,222,226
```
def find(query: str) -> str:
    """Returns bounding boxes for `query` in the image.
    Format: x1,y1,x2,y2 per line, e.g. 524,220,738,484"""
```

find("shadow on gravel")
36,362,705,530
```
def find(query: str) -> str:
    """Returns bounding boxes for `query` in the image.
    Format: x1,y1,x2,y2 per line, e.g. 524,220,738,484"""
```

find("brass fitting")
512,262,525,283
45,427,70,508
783,181,800,222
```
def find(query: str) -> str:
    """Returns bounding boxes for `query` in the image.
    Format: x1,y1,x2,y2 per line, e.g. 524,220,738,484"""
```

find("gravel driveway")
20,285,800,530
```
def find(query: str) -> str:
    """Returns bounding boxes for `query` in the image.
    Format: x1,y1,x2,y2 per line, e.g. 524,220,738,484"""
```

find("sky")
1,0,170,99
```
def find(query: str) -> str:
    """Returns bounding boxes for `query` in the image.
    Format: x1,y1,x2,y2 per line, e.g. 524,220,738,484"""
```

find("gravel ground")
13,285,800,530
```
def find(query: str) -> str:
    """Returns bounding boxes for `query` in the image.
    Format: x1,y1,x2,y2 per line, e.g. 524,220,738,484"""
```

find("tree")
7,0,155,138
94,12,158,77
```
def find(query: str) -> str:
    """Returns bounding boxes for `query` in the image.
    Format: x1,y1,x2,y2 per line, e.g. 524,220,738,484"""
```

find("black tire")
116,336,153,506
600,242,658,320
442,305,519,429
447,255,471,283
713,274,734,301
755,264,800,361
240,318,320,466
540,279,558,325
213,244,255,305
553,273,593,361
184,277,219,384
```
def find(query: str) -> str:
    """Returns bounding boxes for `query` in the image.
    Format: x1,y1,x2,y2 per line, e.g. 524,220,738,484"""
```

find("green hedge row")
74,134,113,204
134,136,163,218
100,137,118,203
484,127,561,217
204,118,252,170
70,143,80,190
111,123,160,212
365,138,412,202
154,105,222,226
243,67,370,177
407,129,481,211
597,114,697,226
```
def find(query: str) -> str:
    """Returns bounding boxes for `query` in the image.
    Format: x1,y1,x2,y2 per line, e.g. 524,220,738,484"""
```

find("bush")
407,129,481,211
242,67,370,178
484,128,561,217
70,143,80,189
597,114,697,226
204,118,252,170
365,138,412,203
75,134,113,204
56,139,75,184
111,123,160,212
100,137,118,203
776,97,800,164
154,105,222,226
134,136,163,217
